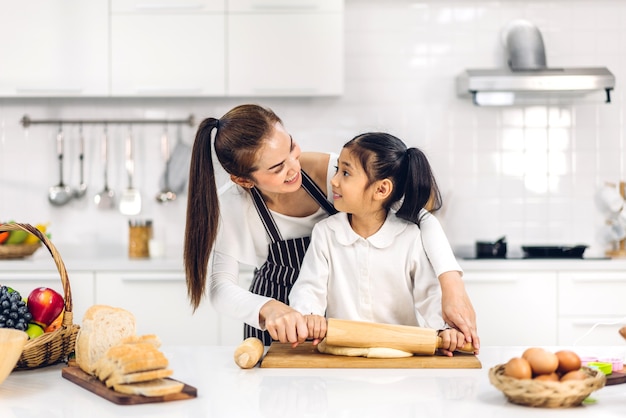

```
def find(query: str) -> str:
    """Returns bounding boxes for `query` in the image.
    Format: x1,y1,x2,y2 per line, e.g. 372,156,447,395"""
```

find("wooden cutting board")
260,342,482,369
606,368,626,385
61,366,197,405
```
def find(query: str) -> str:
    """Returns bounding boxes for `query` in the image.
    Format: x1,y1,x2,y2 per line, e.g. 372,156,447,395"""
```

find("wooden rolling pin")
325,318,477,355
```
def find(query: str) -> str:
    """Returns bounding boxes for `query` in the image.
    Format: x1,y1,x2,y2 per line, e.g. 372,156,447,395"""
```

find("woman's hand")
439,271,480,351
304,314,327,345
437,328,467,357
259,299,309,347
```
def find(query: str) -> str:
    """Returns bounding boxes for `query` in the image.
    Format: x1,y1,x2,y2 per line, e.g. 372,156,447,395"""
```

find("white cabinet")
463,271,558,346
558,271,626,346
0,271,95,325
227,0,344,96
0,0,109,97
94,271,222,346
110,0,225,96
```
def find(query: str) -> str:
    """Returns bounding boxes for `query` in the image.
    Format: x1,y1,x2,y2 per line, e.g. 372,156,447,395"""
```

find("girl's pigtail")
184,117,220,311
396,148,442,226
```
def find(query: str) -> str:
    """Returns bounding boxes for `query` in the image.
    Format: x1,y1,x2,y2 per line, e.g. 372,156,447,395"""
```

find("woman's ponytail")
184,117,220,311
396,147,441,226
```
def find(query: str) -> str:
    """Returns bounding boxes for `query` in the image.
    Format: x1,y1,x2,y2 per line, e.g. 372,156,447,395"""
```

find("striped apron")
244,170,337,345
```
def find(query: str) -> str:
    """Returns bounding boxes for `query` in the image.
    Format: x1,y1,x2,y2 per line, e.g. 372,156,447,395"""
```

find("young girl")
288,132,473,356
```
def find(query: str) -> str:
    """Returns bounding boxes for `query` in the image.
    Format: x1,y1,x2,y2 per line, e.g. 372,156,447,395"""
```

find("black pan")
521,245,588,259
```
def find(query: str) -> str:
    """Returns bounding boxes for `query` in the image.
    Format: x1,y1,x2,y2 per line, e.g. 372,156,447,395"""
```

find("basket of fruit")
0,223,79,370
489,348,606,408
0,222,48,259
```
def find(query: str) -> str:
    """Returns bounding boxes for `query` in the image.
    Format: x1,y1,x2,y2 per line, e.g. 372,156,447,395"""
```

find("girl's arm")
419,211,480,349
209,251,308,345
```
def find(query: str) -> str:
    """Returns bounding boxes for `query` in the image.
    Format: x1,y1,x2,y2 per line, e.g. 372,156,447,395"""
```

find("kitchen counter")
5,247,626,273
1,346,625,417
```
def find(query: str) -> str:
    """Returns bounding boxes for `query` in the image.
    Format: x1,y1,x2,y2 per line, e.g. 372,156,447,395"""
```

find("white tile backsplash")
1,0,625,259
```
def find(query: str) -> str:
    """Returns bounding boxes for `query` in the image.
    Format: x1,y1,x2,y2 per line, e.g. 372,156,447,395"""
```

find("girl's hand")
304,314,327,345
260,300,308,347
437,328,467,357
439,271,480,351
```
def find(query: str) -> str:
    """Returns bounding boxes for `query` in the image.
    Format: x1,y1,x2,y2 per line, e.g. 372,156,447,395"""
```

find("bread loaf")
75,305,136,375
76,305,183,397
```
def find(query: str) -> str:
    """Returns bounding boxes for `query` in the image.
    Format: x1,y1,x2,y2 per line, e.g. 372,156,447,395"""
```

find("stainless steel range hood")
456,20,616,106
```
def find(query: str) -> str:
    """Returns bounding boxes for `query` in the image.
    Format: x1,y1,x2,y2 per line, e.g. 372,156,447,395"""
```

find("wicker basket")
489,363,606,408
0,242,42,259
0,223,80,370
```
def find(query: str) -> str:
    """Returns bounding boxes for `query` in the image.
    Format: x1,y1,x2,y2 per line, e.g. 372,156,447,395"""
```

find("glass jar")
128,219,153,258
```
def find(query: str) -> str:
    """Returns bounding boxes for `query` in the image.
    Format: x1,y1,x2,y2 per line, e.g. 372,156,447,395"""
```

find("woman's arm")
210,251,308,345
419,211,480,349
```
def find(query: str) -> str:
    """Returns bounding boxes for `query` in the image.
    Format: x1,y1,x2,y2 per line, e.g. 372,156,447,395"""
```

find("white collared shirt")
289,211,447,330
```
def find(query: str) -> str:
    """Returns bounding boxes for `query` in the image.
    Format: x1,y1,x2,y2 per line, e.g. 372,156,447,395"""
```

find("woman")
184,104,478,348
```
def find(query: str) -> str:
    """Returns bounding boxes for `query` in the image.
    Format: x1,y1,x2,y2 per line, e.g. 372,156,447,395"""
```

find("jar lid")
128,219,153,227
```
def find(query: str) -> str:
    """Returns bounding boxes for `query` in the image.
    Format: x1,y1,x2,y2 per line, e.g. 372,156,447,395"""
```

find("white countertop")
1,346,625,417
5,245,626,273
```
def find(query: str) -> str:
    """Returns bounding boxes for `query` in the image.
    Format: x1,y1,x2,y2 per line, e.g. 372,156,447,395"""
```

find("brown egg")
522,347,559,375
534,372,560,382
561,370,587,382
555,350,582,374
504,357,532,379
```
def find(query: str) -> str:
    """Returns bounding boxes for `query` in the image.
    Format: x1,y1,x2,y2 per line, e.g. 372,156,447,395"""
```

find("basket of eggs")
489,348,606,408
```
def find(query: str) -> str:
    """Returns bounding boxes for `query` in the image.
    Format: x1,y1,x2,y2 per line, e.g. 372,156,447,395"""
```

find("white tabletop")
1,346,625,418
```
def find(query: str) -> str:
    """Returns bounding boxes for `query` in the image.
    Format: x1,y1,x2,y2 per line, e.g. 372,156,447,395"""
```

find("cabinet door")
0,271,95,325
558,271,626,345
463,271,558,346
95,271,221,345
111,0,225,96
227,5,343,96
0,0,109,97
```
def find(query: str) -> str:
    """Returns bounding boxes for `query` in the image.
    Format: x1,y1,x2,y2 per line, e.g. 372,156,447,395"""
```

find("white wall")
1,0,625,259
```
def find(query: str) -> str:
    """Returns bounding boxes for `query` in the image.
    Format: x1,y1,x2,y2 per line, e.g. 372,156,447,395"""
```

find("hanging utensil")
94,125,116,209
156,126,176,203
119,126,142,215
159,124,191,195
48,126,72,206
73,124,87,198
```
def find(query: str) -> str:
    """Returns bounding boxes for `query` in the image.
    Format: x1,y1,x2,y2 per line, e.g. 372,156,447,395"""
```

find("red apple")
27,287,64,327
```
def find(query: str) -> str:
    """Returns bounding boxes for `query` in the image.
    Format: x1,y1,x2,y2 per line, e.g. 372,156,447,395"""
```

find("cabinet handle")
120,273,185,281
570,318,625,326
133,3,206,11
571,277,626,283
132,87,204,95
16,87,83,94
464,277,517,284
248,88,319,95
249,3,318,11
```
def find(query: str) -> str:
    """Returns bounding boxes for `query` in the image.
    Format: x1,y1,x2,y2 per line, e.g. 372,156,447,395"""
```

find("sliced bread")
112,378,184,397
75,305,136,375
105,368,173,388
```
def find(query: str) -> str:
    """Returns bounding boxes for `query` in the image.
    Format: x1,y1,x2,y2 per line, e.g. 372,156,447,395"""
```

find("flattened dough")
316,339,413,358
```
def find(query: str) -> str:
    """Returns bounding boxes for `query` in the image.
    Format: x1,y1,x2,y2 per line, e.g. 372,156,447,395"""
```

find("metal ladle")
94,126,116,209
156,127,177,203
73,124,87,198
48,126,73,206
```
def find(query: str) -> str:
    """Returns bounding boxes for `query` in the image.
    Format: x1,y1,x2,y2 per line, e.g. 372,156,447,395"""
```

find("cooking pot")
475,237,507,258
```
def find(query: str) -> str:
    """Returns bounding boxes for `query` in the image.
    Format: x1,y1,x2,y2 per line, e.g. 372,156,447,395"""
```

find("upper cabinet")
226,0,344,96
110,0,225,96
0,0,343,98
0,0,109,97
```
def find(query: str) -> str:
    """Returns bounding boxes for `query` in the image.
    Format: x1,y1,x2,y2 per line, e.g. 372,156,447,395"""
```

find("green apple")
25,323,44,339
6,230,28,245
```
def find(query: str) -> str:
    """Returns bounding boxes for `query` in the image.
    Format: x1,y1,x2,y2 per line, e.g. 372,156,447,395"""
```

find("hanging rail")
20,114,196,128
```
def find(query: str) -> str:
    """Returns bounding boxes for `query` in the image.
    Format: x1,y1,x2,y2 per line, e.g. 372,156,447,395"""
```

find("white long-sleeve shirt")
208,153,461,329
288,211,449,329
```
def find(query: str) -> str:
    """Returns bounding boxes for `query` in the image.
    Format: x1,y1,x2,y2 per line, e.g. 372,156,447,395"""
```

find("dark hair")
343,132,442,226
184,104,282,310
